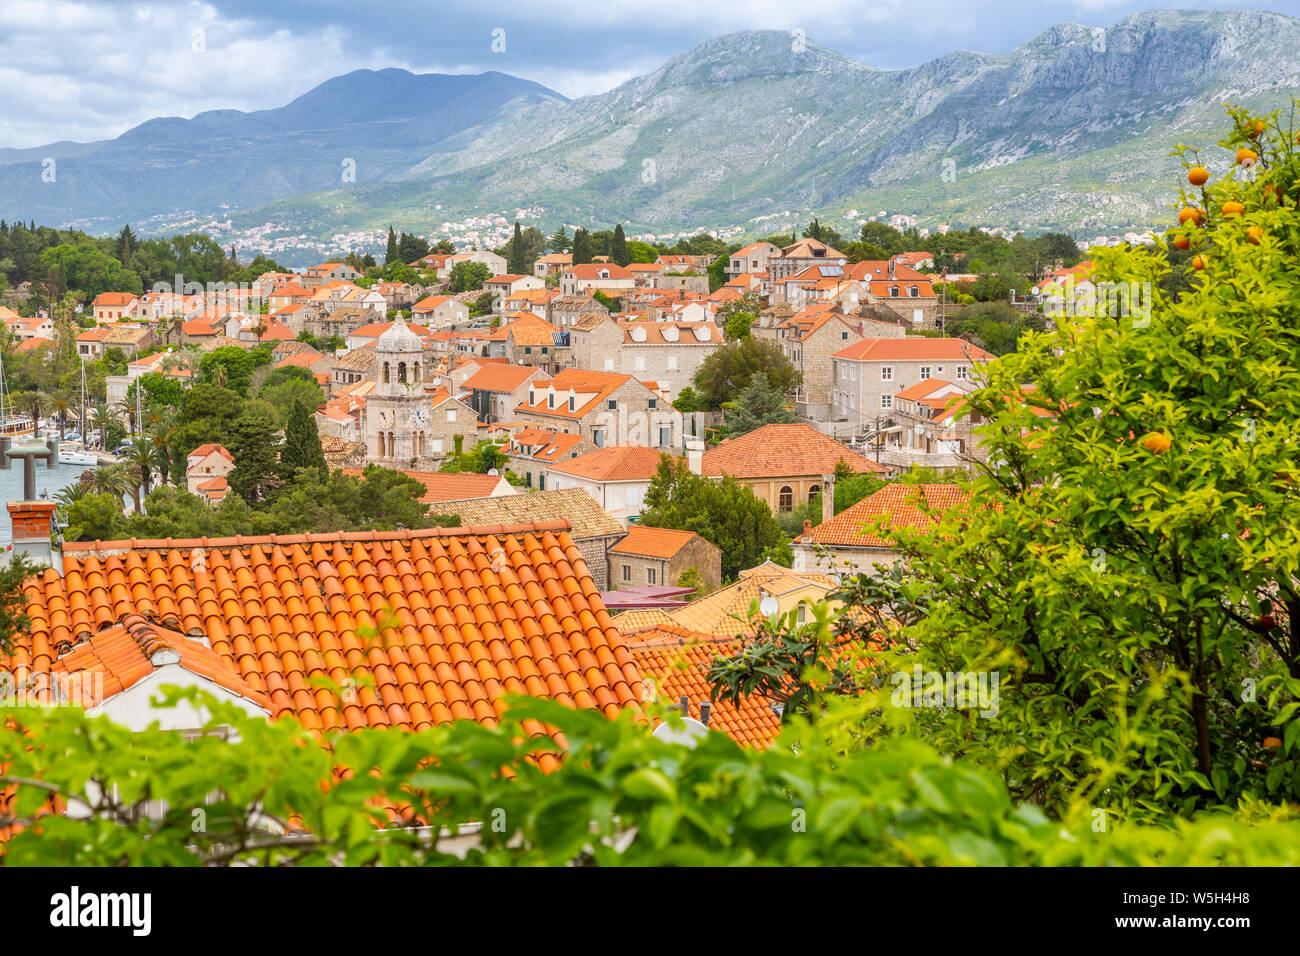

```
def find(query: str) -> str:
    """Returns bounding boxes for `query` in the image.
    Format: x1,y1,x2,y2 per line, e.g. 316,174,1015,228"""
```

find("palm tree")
91,463,132,503
123,439,156,512
90,401,118,448
114,397,137,439
50,392,72,440
146,413,176,486
54,481,89,507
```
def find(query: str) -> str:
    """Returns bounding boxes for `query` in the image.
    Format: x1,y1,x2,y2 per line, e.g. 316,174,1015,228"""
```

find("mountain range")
3,8,1299,245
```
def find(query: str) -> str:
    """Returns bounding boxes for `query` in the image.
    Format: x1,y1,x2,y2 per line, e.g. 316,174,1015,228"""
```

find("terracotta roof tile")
833,337,994,363
796,483,968,548
610,526,716,559
11,525,644,732
547,444,675,482
702,424,886,478
623,625,782,747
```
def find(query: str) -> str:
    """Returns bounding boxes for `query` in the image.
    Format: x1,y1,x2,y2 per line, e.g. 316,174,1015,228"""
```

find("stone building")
608,526,722,593
363,316,437,467
567,315,721,400
513,367,683,451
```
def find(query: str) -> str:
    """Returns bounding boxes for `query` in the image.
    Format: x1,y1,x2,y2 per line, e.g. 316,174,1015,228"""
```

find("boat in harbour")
58,446,98,467
0,348,35,438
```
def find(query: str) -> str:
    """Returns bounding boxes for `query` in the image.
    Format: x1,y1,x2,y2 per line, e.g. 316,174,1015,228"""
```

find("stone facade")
363,317,439,468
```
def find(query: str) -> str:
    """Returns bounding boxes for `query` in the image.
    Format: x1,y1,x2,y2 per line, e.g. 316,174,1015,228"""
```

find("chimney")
821,472,835,523
700,701,712,727
6,440,59,570
686,437,704,476
888,258,896,279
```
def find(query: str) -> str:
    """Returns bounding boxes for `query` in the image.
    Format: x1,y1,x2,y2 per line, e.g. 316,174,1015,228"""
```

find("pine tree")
610,224,630,267
385,226,399,265
227,409,281,504
280,399,328,478
725,372,798,436
508,222,527,274
547,225,570,253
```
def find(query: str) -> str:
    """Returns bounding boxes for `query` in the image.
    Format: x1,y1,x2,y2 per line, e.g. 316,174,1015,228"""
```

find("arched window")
412,362,421,383
778,486,794,512
398,361,407,384
382,362,390,384
808,484,820,504
377,433,386,457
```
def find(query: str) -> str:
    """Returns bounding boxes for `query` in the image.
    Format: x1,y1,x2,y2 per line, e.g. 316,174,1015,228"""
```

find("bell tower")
364,316,432,467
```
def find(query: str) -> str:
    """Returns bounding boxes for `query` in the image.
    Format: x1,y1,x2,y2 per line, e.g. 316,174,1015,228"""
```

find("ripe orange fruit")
1264,736,1283,749
1141,432,1172,453
1178,207,1205,226
1172,234,1191,250
1236,147,1258,166
1222,200,1245,217
1264,184,1283,204
1250,119,1266,136
1191,255,1207,270
1187,166,1209,186
1247,226,1264,245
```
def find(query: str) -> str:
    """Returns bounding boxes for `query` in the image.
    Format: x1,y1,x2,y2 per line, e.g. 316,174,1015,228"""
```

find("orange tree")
840,105,1300,821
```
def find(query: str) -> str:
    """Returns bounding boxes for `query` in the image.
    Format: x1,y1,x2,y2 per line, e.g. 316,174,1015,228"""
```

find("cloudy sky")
1,0,1295,149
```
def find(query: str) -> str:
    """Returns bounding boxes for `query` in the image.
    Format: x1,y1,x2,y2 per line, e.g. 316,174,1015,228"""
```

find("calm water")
0,459,99,547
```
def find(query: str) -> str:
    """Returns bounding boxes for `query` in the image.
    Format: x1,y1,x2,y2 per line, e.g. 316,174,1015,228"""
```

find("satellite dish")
487,468,500,476
653,717,709,748
759,596,779,617
914,424,925,435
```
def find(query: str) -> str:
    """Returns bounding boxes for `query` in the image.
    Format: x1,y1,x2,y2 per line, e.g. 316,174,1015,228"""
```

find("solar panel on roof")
819,265,843,277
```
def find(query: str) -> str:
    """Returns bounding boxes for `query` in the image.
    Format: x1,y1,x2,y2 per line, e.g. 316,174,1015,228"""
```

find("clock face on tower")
412,406,428,428
377,408,393,429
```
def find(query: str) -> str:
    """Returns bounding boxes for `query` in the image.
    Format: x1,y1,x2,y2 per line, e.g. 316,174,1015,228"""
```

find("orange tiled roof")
11,524,645,741
622,624,782,747
894,378,959,401
514,367,632,419
49,613,269,707
703,424,886,479
796,483,968,548
833,337,994,363
547,444,673,482
461,362,539,393
91,292,138,307
610,525,715,559
189,443,234,462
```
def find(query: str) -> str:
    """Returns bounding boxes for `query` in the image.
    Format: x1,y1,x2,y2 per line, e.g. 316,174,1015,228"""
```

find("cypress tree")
280,399,327,478
385,226,399,265
508,222,527,274
572,228,593,266
611,224,630,266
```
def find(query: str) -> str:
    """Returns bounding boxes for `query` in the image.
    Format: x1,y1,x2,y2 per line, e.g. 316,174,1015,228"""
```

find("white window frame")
881,366,893,382
881,394,892,410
